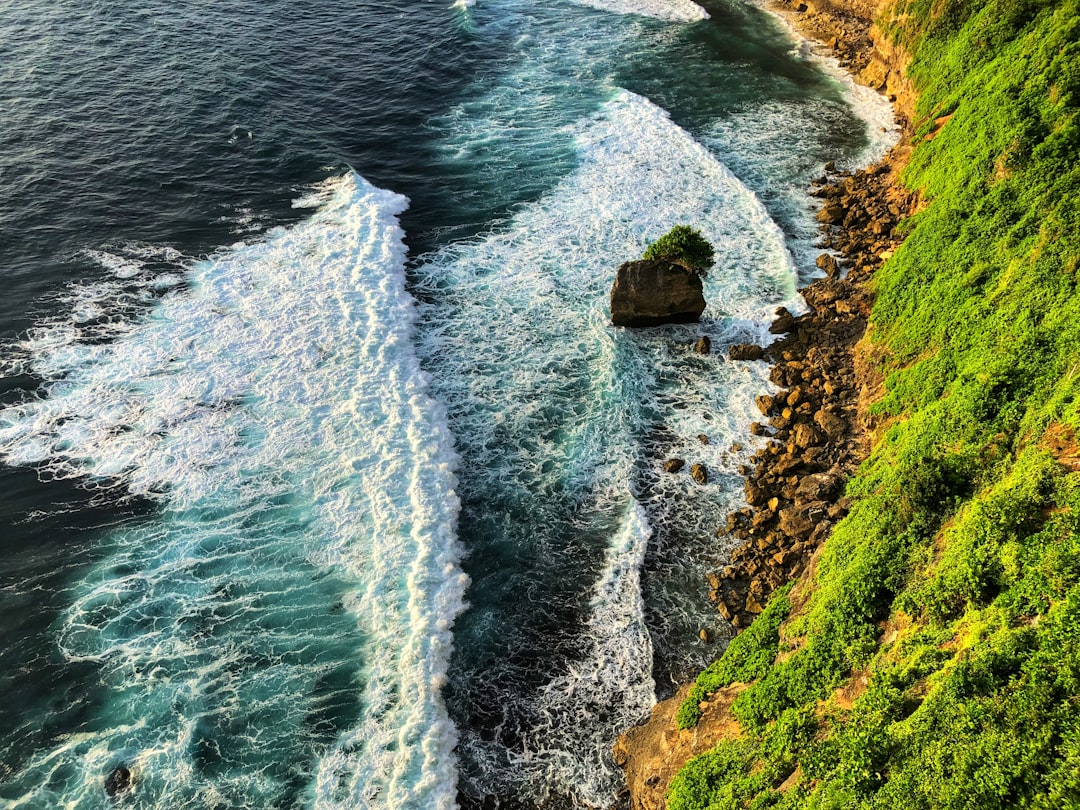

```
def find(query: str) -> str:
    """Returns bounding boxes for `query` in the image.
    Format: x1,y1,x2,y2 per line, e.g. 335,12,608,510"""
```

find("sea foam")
0,173,466,809
568,0,710,21
415,89,796,805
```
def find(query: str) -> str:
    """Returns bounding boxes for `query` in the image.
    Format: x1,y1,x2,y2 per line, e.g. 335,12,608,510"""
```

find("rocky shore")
711,158,916,629
614,0,919,805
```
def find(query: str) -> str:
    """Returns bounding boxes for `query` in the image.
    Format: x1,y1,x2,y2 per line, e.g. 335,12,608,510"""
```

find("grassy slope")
667,0,1080,807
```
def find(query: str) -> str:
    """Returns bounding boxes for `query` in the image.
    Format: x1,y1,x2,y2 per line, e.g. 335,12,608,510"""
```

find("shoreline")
613,0,917,804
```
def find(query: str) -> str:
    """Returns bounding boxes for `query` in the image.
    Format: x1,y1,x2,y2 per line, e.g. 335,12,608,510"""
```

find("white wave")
568,0,710,21
0,173,466,809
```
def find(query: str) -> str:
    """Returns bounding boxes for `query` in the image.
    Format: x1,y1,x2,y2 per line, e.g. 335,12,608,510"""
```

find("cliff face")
619,0,1080,804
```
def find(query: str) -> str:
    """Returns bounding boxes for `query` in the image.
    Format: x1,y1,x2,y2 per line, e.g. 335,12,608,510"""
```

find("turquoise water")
0,0,894,807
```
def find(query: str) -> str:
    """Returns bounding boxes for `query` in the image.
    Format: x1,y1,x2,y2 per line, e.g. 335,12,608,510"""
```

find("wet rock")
697,434,710,445
610,259,706,327
756,394,778,416
105,766,132,797
691,464,708,485
817,203,846,225
729,343,765,361
717,599,733,621
769,307,797,334
695,336,712,355
815,253,840,276
664,458,685,473
745,481,770,506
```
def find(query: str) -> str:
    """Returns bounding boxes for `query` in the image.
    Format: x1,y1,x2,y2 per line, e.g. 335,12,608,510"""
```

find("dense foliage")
668,0,1080,806
642,224,716,273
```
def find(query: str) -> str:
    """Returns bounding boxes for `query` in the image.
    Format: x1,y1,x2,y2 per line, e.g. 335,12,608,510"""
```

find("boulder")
729,343,765,361
663,458,685,473
814,410,848,440
694,336,712,355
796,471,842,502
691,464,709,485
778,506,814,537
756,394,777,416
769,307,797,334
610,259,706,327
792,422,821,449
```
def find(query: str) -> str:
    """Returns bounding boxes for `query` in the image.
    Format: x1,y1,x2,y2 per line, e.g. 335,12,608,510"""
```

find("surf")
0,173,467,809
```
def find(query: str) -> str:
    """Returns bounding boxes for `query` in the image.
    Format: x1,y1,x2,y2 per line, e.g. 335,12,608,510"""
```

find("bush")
642,225,715,274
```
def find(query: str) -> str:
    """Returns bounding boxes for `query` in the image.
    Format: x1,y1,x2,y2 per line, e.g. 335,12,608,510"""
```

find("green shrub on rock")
642,225,715,274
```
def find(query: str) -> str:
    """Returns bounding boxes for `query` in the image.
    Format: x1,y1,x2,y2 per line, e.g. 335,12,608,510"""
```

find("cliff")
617,0,1080,806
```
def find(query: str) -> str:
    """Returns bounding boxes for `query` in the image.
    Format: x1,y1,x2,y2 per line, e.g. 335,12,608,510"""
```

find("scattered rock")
697,434,710,445
702,153,914,631
663,458,685,473
695,336,712,355
610,259,706,327
690,464,708,485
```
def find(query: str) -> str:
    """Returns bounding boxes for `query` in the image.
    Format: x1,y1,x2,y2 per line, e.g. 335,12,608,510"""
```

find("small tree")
642,225,715,275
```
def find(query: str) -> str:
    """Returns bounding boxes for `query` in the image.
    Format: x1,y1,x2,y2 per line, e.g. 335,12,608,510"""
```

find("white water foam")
519,499,655,807
567,0,709,21
415,89,796,805
0,173,466,809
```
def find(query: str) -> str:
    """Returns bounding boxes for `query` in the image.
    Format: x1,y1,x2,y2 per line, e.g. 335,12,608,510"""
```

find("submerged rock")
610,259,706,327
105,765,132,797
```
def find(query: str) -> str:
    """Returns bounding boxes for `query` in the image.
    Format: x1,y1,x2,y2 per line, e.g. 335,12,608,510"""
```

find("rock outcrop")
610,259,706,327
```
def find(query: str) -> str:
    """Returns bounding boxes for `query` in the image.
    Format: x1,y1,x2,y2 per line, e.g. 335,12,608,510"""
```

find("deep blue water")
0,1,893,807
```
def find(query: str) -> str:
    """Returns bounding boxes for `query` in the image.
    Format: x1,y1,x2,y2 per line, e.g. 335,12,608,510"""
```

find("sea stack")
609,259,706,327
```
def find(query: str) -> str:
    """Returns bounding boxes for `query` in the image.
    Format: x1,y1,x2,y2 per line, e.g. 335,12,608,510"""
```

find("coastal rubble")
711,160,916,628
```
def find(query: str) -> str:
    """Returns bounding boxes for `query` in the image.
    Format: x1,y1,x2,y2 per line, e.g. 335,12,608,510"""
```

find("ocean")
0,1,894,807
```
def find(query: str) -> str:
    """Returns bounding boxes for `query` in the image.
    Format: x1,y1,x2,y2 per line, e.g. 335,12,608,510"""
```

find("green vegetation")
676,585,793,730
667,0,1080,806
642,224,715,273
